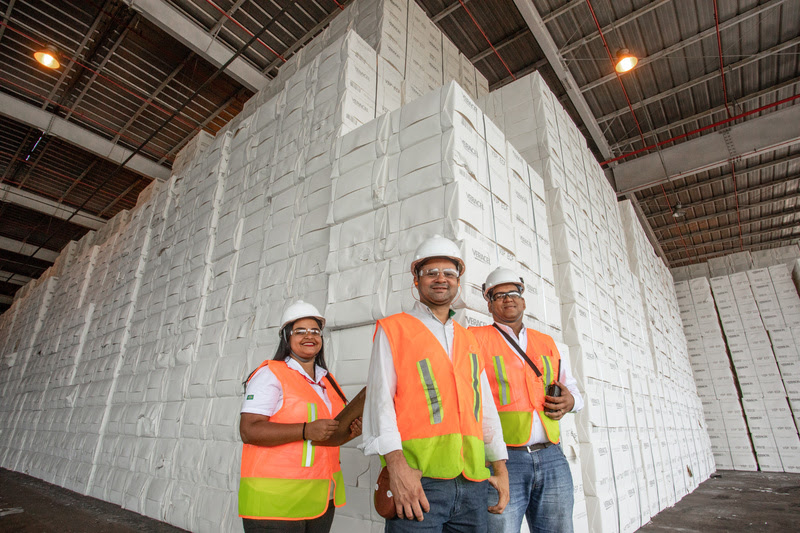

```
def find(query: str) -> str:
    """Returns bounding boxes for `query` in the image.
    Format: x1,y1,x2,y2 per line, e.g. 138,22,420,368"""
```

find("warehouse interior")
1,1,799,532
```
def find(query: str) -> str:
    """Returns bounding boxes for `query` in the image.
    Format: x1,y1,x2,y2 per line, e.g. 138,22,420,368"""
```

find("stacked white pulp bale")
619,202,715,510
706,267,800,472
264,0,488,118
674,278,757,471
481,71,713,533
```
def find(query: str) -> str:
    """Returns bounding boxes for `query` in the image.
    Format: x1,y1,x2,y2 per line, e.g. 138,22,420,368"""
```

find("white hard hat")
410,234,465,276
482,267,524,300
280,300,326,332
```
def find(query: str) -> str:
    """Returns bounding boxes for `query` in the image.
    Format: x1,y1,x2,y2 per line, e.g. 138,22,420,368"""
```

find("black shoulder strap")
325,373,348,405
492,324,542,378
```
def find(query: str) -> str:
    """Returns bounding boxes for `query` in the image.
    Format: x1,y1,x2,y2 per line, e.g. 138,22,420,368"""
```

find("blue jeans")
386,475,488,532
488,444,574,533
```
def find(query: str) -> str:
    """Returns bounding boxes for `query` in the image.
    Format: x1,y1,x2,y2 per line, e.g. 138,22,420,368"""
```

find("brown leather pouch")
374,466,396,519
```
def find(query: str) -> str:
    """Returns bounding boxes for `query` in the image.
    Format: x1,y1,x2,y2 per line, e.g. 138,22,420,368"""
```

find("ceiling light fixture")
614,48,638,73
672,203,686,218
34,45,60,69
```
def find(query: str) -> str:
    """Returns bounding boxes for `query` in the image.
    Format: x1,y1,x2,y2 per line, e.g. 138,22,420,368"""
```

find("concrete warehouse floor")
1,468,798,532
0,468,186,532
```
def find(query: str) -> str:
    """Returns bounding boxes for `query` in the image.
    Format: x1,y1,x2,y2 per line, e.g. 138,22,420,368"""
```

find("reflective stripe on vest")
376,313,490,482
470,325,561,445
239,360,346,520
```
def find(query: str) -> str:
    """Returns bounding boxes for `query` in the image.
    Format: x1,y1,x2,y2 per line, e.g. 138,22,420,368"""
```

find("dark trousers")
242,500,335,533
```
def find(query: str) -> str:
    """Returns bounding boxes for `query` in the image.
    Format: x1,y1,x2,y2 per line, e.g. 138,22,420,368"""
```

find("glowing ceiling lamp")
615,48,638,73
34,45,60,69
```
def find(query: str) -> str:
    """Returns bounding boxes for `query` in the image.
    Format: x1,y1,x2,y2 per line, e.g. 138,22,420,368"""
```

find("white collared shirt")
493,322,584,445
241,357,331,416
360,302,508,462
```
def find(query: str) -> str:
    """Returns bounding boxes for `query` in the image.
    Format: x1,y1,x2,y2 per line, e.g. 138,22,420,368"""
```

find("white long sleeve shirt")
492,322,584,446
360,302,508,463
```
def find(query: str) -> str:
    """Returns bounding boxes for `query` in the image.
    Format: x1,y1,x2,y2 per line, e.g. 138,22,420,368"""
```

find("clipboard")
312,386,366,447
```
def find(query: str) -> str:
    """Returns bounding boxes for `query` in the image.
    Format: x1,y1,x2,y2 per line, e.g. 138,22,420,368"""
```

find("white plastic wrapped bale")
325,82,525,328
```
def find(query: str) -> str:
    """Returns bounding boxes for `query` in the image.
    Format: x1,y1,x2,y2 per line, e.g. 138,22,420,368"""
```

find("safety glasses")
419,268,459,280
290,328,322,337
490,290,522,302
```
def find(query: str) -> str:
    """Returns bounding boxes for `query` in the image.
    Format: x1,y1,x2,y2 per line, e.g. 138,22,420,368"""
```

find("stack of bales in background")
672,245,800,474
482,72,713,533
620,202,714,513
674,278,757,471
704,267,799,472
264,0,489,117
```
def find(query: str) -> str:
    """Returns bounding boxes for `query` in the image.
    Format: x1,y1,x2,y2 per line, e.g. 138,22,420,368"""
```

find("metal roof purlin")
654,192,800,233
123,0,268,91
579,0,791,94
659,207,800,247
0,92,171,181
665,224,800,257
614,103,800,194
670,237,800,265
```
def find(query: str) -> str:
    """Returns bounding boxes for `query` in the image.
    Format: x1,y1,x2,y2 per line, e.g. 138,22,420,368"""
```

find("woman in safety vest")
239,300,361,533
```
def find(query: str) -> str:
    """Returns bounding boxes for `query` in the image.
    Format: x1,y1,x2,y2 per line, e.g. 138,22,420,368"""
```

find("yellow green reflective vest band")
539,355,560,443
498,411,534,444
386,434,490,481
239,471,345,519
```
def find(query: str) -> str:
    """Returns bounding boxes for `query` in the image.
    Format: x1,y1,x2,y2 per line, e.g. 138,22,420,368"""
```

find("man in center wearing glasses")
361,235,509,532
470,267,583,533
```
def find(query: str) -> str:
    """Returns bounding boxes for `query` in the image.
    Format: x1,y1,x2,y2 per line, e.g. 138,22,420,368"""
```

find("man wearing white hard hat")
470,267,583,533
361,235,510,532
238,300,361,533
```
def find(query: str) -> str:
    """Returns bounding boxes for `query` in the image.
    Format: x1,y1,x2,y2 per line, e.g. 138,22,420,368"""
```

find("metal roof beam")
0,270,32,286
0,92,171,181
542,0,583,23
665,223,800,257
660,207,800,246
600,37,800,128
261,2,352,76
470,28,529,63
513,0,613,160
647,172,800,219
670,238,800,265
124,0,269,91
579,0,790,94
0,235,59,263
561,0,671,56
431,0,470,23
654,192,800,234
611,76,800,153
0,183,106,230
638,154,800,207
613,105,800,195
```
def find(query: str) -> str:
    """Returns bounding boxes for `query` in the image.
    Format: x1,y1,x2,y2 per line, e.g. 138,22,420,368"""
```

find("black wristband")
302,422,306,441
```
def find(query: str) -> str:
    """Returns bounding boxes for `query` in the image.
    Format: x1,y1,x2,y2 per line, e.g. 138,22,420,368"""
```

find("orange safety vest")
470,325,561,445
376,313,490,481
239,360,346,520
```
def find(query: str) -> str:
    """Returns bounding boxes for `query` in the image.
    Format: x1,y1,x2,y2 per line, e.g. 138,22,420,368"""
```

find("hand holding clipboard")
311,386,366,447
